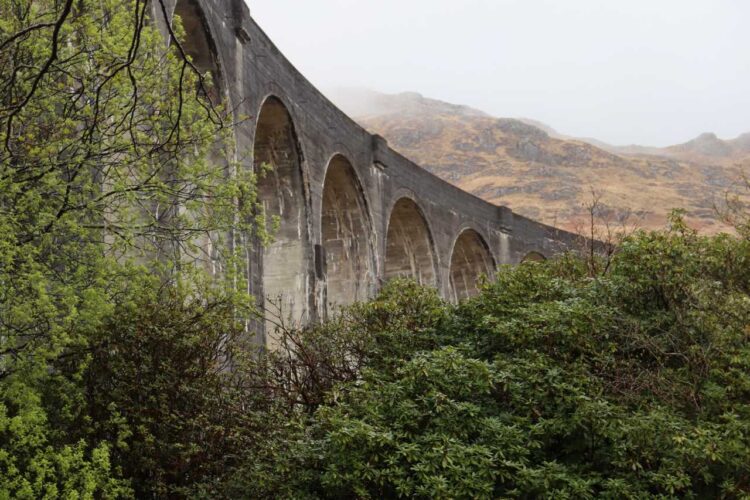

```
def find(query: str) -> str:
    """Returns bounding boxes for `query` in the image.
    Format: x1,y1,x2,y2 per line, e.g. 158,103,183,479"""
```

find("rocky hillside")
330,89,749,234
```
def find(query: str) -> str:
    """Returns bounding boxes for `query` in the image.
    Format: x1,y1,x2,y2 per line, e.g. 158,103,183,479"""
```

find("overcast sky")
248,0,749,147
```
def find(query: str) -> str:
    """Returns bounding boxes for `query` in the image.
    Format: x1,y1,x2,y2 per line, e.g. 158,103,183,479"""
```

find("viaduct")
153,0,580,342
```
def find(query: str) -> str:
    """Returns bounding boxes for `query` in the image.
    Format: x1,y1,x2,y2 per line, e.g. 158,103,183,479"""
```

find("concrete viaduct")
154,0,579,340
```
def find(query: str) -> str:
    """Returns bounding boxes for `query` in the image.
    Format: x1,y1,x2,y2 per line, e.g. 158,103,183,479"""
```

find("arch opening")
254,97,311,330
522,251,547,263
449,229,495,302
173,0,221,101
163,0,223,272
384,198,437,287
321,156,374,311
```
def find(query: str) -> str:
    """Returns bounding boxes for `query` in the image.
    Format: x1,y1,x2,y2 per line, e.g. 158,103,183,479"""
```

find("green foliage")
0,0,258,496
2,0,750,497
57,280,270,497
231,219,750,499
312,347,500,499
0,376,125,499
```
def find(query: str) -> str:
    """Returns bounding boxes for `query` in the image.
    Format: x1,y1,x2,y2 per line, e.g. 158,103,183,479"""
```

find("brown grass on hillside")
359,110,749,235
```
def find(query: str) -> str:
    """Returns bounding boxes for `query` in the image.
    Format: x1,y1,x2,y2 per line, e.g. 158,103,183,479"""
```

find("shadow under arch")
155,0,227,271
172,0,223,102
449,228,496,302
522,251,547,263
384,197,439,288
254,95,312,331
320,154,375,313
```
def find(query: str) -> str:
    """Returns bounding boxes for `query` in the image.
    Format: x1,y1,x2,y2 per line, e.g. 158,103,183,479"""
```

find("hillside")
330,89,749,233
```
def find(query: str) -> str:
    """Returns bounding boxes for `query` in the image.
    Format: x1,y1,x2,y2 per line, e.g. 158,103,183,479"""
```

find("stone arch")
172,0,222,101
254,95,311,327
522,251,547,263
321,155,374,311
384,198,438,287
449,229,495,302
164,0,224,270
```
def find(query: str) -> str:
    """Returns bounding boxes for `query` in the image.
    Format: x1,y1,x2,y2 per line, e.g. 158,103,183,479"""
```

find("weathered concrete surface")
384,198,438,288
154,0,581,340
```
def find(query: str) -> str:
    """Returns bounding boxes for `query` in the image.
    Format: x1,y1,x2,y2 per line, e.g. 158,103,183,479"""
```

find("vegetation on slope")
339,90,750,234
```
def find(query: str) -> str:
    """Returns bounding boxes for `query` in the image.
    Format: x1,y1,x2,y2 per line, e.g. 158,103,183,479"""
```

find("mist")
248,0,749,147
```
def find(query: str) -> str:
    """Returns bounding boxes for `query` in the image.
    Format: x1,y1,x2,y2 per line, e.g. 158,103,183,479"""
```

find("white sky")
248,0,749,147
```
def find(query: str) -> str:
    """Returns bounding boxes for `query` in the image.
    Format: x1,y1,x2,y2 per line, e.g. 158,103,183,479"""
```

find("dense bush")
0,0,253,495
6,214,746,498
55,281,272,498
227,218,750,499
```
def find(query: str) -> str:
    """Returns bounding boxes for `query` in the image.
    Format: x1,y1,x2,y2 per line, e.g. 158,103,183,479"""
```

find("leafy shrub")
232,219,750,499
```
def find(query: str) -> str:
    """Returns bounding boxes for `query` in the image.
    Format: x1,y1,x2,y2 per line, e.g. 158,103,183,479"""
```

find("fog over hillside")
327,87,750,157
328,88,488,120
325,87,750,234
252,0,750,146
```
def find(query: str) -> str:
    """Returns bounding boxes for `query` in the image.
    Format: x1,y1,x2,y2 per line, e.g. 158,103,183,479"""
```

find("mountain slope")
330,89,747,233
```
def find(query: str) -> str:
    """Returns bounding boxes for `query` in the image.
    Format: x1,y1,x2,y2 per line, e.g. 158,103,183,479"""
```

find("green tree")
234,219,750,499
52,278,274,497
0,0,259,496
